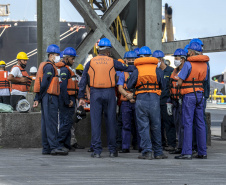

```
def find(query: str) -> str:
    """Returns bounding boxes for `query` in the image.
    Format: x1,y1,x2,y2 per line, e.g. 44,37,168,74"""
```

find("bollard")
221,115,226,140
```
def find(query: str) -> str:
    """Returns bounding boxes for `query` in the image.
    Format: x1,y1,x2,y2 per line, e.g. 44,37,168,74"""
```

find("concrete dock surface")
0,137,226,185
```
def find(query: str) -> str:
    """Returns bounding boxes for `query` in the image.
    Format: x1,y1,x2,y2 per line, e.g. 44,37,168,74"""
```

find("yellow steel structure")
210,89,226,103
88,0,129,55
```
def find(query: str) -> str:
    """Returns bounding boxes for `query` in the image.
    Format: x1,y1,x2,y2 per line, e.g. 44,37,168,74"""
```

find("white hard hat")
16,99,30,113
30,66,37,73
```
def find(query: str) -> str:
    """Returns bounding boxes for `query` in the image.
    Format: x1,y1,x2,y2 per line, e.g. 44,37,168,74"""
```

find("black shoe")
169,148,182,154
164,146,175,151
61,147,69,153
50,149,68,156
175,154,192,160
155,154,168,159
194,154,207,159
87,148,94,152
119,149,130,153
138,152,152,160
73,143,85,149
109,151,118,158
91,153,101,158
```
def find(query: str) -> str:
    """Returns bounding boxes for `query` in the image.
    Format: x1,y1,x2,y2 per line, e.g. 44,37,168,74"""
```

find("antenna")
0,4,10,16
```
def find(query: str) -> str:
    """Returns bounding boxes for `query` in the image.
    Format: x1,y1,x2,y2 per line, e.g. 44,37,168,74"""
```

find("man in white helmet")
29,66,37,92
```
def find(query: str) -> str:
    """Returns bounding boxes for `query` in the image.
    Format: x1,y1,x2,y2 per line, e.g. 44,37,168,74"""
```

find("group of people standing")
0,37,209,160
78,37,209,160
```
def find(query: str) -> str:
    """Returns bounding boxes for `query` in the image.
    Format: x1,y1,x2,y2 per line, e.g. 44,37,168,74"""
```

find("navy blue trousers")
58,96,76,149
90,88,117,154
41,94,59,153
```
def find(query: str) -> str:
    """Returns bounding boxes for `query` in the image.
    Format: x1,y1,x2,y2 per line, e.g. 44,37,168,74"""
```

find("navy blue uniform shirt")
160,65,174,105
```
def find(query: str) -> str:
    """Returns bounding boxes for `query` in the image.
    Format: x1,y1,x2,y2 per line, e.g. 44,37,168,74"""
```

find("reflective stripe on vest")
120,72,130,101
10,65,31,92
180,55,209,95
134,57,161,96
88,55,116,88
34,61,60,96
169,69,180,100
0,71,10,89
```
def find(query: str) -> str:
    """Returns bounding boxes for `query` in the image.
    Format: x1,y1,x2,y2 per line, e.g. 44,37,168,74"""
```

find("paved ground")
0,137,226,185
0,103,225,185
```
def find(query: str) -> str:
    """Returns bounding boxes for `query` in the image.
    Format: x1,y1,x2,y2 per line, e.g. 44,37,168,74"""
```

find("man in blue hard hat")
33,44,68,155
117,51,140,153
127,46,168,160
168,48,187,155
56,47,78,152
175,42,209,160
78,38,135,158
153,50,176,152
189,38,210,155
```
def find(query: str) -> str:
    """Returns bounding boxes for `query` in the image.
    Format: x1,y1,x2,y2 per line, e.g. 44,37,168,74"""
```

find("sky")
1,0,226,77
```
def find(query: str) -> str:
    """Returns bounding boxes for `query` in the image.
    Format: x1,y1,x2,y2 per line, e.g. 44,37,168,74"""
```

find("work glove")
166,103,173,116
73,105,86,123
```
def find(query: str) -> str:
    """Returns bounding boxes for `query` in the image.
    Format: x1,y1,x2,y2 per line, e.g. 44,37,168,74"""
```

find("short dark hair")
99,48,110,55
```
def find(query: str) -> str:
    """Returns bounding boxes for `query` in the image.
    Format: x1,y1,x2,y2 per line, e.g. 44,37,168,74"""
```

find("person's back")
127,46,167,160
78,38,135,158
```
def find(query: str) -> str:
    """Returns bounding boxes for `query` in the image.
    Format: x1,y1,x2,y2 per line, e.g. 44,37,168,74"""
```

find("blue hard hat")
173,48,187,57
46,44,60,54
98,38,112,47
138,46,152,56
63,47,77,57
152,50,165,58
184,45,189,54
124,51,138,59
188,42,202,52
134,47,140,55
60,51,64,58
190,38,203,46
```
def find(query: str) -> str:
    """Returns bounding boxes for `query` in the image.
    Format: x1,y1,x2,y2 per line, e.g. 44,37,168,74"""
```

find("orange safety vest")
56,61,78,96
0,71,10,89
180,55,209,95
88,55,116,88
134,57,161,96
34,61,60,96
10,65,31,92
120,72,131,101
170,69,181,100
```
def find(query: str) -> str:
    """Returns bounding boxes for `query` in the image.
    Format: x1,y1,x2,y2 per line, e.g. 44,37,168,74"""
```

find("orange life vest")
134,57,161,96
170,69,181,100
180,55,209,95
120,72,131,101
88,55,116,88
10,65,31,92
34,61,60,96
0,71,10,89
56,61,78,96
